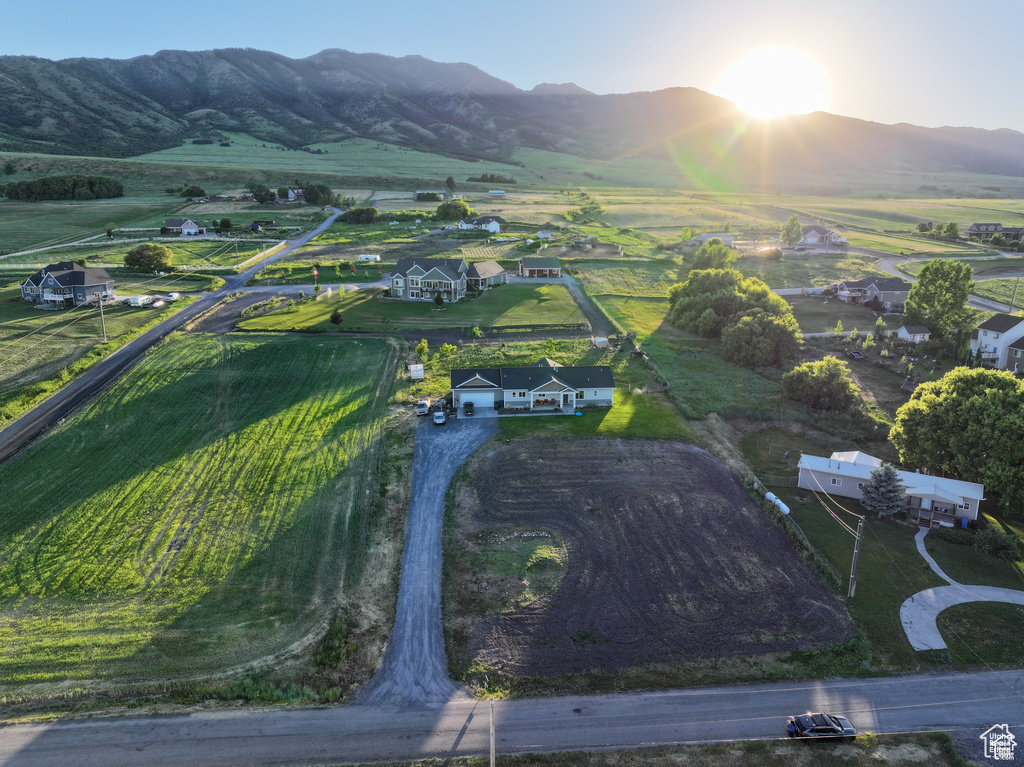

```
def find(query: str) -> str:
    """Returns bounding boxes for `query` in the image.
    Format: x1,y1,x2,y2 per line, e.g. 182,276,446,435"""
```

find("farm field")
237,283,586,332
13,238,279,269
0,333,402,687
445,439,852,694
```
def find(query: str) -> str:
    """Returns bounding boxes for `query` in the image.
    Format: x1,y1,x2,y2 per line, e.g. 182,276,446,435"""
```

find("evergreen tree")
859,463,907,517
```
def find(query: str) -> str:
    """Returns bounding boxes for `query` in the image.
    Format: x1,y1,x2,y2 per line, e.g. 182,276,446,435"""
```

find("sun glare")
713,47,829,120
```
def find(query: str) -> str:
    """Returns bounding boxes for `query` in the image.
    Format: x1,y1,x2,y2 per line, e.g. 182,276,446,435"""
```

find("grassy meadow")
237,283,586,332
0,333,402,686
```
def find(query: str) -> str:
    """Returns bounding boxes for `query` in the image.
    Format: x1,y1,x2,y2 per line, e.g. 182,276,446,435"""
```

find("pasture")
0,333,402,686
13,238,278,269
237,283,586,332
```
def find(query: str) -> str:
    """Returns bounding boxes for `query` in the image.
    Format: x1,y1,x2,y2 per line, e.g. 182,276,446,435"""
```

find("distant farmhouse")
967,223,1024,240
970,313,1024,372
688,232,734,248
800,225,846,246
390,258,506,301
833,277,911,309
458,215,506,234
21,261,114,307
451,358,614,413
164,218,206,236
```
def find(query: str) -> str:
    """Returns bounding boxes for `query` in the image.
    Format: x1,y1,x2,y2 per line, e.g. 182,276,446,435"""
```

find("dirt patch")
454,438,851,676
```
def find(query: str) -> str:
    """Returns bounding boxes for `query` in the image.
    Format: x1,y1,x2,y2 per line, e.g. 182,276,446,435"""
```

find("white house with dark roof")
969,313,1024,370
21,262,114,307
450,359,614,413
798,451,985,524
164,218,207,236
457,215,506,233
897,325,931,343
833,277,911,308
390,258,468,302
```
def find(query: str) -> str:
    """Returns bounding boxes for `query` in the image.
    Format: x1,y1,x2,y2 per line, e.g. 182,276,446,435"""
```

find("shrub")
469,326,483,338
973,525,1022,561
930,526,974,545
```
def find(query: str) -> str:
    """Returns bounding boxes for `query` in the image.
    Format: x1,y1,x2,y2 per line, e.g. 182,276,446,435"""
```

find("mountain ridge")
2,47,1024,179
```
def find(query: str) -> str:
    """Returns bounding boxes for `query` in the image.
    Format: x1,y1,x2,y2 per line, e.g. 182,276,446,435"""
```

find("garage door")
458,391,495,409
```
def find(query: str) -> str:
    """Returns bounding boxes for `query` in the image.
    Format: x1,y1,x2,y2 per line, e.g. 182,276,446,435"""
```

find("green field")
786,295,901,335
12,238,278,269
238,283,586,332
0,333,401,686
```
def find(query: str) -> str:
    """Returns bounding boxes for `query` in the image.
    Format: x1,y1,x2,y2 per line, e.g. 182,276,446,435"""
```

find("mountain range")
3,47,1024,180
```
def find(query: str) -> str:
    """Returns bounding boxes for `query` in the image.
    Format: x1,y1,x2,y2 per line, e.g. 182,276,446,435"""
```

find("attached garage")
455,391,496,410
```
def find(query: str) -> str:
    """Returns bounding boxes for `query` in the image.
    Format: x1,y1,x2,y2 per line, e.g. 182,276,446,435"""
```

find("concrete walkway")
900,528,1024,650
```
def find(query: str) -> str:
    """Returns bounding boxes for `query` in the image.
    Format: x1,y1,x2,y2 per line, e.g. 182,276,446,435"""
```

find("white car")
415,400,429,416
432,411,446,425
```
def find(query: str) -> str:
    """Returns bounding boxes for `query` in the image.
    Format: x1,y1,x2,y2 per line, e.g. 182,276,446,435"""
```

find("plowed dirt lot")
460,439,852,676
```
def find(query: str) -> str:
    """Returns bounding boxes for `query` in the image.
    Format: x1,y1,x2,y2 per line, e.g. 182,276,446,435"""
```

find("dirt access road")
357,416,497,707
461,439,851,675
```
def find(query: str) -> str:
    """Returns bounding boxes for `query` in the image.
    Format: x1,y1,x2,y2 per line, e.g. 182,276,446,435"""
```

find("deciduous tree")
782,356,860,411
690,237,735,269
780,215,803,247
124,242,172,272
720,310,802,367
890,367,1024,513
434,198,476,221
903,259,974,338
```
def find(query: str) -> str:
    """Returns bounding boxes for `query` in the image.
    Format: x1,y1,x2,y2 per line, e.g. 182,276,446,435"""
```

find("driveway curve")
357,416,497,708
901,528,1024,651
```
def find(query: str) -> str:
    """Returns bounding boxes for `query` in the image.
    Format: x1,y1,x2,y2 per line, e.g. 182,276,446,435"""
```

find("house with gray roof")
457,215,506,234
519,256,561,278
967,223,1024,240
21,261,114,307
896,325,931,343
390,258,468,302
800,225,846,246
798,451,985,525
164,218,207,236
466,260,507,290
834,277,911,309
451,359,614,413
969,313,1024,371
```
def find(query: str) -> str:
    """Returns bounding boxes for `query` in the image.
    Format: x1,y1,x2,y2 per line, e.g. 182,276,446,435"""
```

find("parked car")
463,401,475,416
788,713,856,741
415,400,430,416
433,411,446,425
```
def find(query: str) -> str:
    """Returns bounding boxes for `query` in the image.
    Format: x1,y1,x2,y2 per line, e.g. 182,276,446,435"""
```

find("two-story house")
21,261,114,307
967,223,1024,240
833,277,911,309
970,313,1024,371
390,258,469,302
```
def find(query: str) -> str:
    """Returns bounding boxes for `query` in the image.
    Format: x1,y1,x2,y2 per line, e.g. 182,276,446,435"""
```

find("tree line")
1,174,124,201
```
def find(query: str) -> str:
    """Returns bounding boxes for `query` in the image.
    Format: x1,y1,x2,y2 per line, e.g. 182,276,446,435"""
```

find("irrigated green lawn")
0,333,401,686
787,295,901,335
237,283,586,332
22,238,277,268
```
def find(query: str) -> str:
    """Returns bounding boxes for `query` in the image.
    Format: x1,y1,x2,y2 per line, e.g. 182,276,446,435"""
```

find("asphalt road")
1,668,1022,766
0,209,342,467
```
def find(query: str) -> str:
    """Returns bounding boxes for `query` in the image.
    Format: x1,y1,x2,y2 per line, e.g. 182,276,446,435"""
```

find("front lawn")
237,283,586,332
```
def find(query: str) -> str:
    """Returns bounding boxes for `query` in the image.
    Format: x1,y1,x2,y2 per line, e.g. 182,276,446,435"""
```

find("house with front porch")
450,359,614,413
457,215,506,233
969,313,1024,371
21,261,114,307
164,218,207,236
390,258,468,302
833,277,911,309
466,260,507,290
967,223,1024,240
519,256,561,278
798,451,985,525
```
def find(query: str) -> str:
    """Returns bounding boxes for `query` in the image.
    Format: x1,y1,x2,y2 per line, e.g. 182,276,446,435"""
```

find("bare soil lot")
454,439,851,677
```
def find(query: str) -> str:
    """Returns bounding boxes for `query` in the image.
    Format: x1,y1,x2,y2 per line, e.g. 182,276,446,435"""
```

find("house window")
857,482,865,489
958,501,971,511
394,278,403,287
1015,350,1022,358
593,390,598,397
831,478,842,486
577,391,585,399
409,278,420,287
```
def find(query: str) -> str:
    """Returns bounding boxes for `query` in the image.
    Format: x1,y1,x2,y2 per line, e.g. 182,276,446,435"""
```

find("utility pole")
848,516,865,598
489,697,496,767
98,294,107,343
1009,276,1020,313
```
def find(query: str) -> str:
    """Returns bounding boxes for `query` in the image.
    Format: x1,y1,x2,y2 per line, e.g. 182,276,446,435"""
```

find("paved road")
0,209,343,466
357,417,497,708
1,668,1022,766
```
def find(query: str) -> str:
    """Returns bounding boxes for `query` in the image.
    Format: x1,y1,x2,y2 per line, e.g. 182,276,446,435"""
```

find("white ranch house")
798,451,985,526
897,325,932,343
164,218,207,236
457,215,506,233
800,225,846,246
451,359,614,414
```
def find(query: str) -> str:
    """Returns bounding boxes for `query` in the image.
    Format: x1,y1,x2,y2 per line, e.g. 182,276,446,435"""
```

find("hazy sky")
6,0,1023,132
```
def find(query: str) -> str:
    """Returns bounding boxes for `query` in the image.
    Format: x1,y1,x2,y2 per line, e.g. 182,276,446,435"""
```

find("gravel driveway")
357,416,497,708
